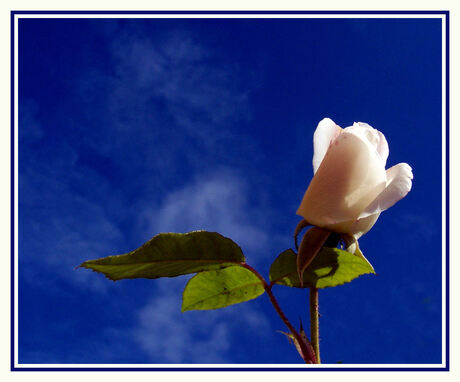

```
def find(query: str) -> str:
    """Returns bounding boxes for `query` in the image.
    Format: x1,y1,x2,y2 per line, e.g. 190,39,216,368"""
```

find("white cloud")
78,27,249,139
130,169,276,363
18,22,278,364
109,29,245,122
18,133,125,292
141,169,270,264
19,180,124,292
18,25,265,290
132,278,270,363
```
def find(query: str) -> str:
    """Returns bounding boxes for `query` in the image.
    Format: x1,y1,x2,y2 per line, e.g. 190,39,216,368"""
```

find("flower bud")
297,118,413,238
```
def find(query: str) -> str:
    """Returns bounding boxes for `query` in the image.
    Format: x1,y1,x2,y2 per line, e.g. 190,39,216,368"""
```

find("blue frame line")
10,9,450,372
10,9,15,373
9,367,450,372
9,10,449,15
445,10,450,372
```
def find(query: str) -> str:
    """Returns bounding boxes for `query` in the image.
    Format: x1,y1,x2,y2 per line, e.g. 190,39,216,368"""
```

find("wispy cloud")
18,20,275,364
132,278,270,363
18,102,125,292
73,24,252,176
141,169,270,261
18,20,270,290
109,29,249,126
126,170,276,363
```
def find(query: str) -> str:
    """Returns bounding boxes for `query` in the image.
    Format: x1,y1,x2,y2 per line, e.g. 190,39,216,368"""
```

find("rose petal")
345,122,389,166
312,118,342,173
350,213,380,239
297,128,387,234
358,163,413,220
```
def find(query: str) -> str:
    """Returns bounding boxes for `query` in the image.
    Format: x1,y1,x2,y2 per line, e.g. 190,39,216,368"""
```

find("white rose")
296,118,413,238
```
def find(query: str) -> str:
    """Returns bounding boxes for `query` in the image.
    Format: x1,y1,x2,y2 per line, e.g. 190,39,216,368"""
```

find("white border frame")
12,11,448,370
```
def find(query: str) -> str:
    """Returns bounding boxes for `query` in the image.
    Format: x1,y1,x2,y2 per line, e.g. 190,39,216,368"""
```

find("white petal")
312,118,342,173
375,130,389,166
346,122,389,166
297,128,387,234
314,213,380,239
350,213,380,239
358,163,413,219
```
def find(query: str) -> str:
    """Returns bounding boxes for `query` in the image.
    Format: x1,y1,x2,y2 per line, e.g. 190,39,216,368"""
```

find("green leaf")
182,266,265,311
269,247,375,289
79,231,245,281
342,234,375,273
354,244,375,273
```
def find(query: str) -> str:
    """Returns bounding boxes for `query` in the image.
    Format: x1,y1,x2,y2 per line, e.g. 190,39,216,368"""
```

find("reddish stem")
240,263,317,364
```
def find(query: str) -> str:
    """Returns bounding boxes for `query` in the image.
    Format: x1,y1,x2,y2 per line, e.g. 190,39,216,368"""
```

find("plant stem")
241,262,317,364
265,286,316,364
310,287,320,363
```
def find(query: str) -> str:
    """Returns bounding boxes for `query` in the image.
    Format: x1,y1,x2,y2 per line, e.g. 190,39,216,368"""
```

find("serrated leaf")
79,231,245,281
352,241,375,274
269,247,375,289
182,266,265,311
342,234,376,274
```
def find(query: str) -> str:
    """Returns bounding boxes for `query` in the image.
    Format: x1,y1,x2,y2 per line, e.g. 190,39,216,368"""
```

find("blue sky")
18,16,443,364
